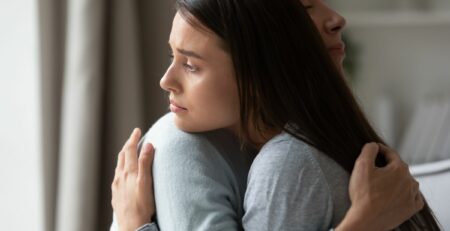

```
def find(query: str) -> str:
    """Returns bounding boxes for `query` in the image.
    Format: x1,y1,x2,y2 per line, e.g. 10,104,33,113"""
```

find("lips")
328,43,346,53
170,100,186,109
169,99,187,112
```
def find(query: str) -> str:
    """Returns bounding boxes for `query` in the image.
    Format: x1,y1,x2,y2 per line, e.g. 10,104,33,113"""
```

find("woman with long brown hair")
111,0,440,230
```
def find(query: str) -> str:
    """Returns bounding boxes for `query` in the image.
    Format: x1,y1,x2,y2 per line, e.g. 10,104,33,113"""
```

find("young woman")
111,0,439,230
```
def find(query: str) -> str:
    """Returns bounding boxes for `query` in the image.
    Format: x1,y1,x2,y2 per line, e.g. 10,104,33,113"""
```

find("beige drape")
38,0,173,230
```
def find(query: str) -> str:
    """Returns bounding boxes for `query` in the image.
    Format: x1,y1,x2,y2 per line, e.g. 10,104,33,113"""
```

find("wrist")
120,218,150,231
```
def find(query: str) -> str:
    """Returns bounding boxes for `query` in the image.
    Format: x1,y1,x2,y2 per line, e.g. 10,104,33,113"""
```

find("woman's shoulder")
244,132,336,230
249,132,324,185
146,113,242,156
254,132,320,170
256,132,348,177
146,113,209,147
254,132,350,191
249,132,351,227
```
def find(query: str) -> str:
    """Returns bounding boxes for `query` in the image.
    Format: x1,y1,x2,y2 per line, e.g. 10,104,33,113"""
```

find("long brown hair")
176,0,440,229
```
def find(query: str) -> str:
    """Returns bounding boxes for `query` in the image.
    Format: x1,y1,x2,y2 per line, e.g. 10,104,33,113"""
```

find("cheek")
196,79,240,125
173,75,240,132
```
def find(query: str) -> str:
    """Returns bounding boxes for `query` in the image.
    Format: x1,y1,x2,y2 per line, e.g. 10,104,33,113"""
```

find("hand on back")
111,128,156,231
340,143,423,231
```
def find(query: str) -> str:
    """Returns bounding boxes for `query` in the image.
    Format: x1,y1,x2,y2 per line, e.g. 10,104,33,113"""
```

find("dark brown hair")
175,0,440,229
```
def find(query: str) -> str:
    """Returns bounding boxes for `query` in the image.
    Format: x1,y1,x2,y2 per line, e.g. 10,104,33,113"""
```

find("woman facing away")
111,0,441,230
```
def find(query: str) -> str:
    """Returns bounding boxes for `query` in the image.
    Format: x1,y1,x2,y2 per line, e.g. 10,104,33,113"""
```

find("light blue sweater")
110,113,253,231
110,113,351,231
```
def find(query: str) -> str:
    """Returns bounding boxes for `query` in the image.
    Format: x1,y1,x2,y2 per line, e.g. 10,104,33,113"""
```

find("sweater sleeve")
111,113,251,231
242,137,334,231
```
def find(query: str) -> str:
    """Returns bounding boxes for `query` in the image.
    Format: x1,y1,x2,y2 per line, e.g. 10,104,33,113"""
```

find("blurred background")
0,0,449,230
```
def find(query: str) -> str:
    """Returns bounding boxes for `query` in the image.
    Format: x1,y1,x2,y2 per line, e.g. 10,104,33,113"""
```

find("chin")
331,59,345,76
173,116,211,133
173,118,197,133
172,115,237,134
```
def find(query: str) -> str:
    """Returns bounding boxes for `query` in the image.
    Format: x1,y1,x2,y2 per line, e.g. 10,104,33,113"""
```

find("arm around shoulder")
148,114,249,230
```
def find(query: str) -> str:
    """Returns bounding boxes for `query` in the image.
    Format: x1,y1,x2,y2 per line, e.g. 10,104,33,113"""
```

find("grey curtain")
38,0,173,230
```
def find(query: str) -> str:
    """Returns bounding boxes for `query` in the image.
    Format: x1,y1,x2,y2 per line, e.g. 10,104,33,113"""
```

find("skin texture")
111,1,425,230
301,0,347,74
161,0,348,134
111,129,155,231
337,143,424,231
160,13,240,133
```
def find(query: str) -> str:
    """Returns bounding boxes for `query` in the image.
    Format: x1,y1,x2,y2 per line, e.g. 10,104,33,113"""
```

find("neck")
250,128,282,150
226,123,281,150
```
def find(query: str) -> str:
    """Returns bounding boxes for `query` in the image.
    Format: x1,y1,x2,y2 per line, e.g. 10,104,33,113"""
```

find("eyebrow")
168,42,205,60
176,48,204,60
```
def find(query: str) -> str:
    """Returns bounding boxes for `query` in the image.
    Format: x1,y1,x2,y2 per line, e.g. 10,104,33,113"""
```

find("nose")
160,66,181,94
324,8,346,35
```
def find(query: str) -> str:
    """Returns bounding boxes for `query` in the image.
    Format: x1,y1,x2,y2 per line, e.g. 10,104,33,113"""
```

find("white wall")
349,25,450,146
0,0,44,230
328,0,450,149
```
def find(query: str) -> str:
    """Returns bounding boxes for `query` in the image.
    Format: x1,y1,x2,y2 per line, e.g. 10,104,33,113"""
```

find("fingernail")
142,143,152,153
131,128,140,137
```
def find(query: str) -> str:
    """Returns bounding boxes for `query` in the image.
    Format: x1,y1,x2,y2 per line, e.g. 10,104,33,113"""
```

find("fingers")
378,145,410,176
378,143,401,165
415,192,425,212
124,128,141,172
356,142,380,168
411,180,424,212
116,151,125,173
412,179,419,195
138,143,155,180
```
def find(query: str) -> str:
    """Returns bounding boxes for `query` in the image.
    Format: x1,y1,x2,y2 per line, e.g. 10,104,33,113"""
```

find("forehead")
169,13,221,52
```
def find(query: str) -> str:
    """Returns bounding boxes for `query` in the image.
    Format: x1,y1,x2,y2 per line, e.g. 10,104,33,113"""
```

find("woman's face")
160,13,240,133
301,0,347,73
161,2,347,133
